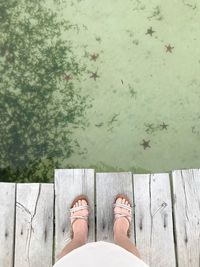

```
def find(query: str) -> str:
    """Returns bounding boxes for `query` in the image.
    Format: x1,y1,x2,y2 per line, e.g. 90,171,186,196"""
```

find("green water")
1,0,200,182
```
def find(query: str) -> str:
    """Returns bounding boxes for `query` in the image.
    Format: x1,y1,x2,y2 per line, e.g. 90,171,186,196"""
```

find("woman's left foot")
70,199,89,242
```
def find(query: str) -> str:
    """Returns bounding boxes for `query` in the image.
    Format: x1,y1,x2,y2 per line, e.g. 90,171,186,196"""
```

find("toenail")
118,197,122,202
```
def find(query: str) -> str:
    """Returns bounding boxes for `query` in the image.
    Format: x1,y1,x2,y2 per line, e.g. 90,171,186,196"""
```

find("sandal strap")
113,203,132,211
70,205,89,212
70,215,88,220
114,214,132,223
114,212,132,218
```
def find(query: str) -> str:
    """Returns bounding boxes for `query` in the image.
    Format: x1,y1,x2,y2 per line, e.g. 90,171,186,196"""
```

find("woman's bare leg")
57,200,88,261
113,197,141,258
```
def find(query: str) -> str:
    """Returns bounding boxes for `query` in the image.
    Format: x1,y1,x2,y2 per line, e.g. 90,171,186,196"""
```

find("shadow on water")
0,0,92,182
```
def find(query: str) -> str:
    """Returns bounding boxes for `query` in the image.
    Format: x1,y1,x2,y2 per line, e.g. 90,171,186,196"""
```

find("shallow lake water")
1,0,200,182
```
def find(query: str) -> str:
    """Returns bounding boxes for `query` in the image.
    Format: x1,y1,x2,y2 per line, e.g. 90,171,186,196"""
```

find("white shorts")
53,241,149,267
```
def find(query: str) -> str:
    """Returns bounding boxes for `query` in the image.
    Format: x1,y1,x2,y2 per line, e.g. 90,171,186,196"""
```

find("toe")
115,197,122,213
128,203,131,212
116,197,122,203
82,199,87,205
78,200,81,205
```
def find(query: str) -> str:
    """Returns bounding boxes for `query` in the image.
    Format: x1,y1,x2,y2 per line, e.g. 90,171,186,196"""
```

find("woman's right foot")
70,198,89,242
113,195,132,240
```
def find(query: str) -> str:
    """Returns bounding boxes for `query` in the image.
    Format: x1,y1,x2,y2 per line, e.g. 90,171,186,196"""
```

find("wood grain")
172,169,200,267
134,173,176,267
54,169,95,263
96,172,134,243
14,183,54,267
0,183,16,267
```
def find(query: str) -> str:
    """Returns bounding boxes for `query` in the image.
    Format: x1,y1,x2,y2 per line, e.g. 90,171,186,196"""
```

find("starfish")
64,74,73,81
160,122,168,130
165,44,174,53
89,71,100,80
146,27,155,36
90,53,99,61
140,139,151,150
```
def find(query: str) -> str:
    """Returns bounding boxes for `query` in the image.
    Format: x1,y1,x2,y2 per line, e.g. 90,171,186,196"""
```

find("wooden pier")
0,169,200,267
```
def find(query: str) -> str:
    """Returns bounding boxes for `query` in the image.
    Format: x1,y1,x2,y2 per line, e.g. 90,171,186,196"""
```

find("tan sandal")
69,194,90,239
113,194,133,238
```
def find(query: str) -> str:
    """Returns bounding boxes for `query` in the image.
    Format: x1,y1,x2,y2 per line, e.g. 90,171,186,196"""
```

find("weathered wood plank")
96,172,134,243
133,173,176,267
14,183,54,267
54,169,95,263
172,169,200,267
0,183,16,267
